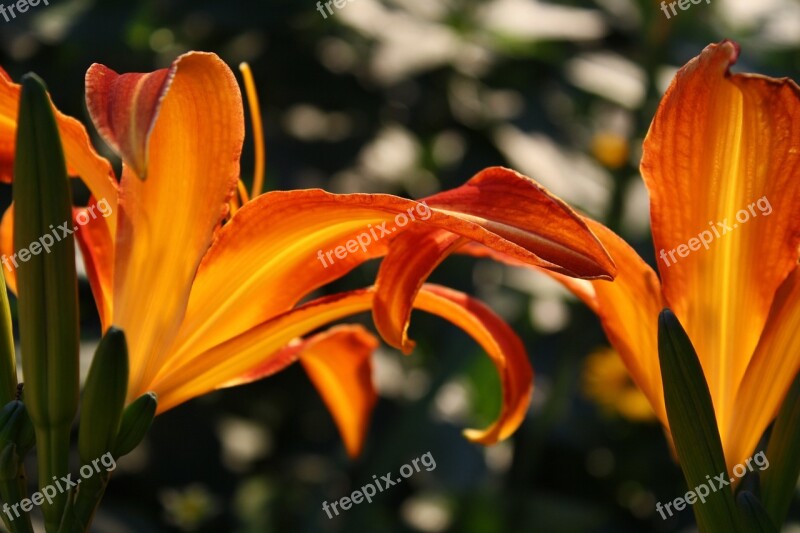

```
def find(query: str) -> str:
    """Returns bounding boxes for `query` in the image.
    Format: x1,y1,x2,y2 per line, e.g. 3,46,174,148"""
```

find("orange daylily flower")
0,53,616,456
469,41,800,472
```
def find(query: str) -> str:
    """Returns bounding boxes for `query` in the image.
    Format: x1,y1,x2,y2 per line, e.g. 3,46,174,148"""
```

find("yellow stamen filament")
237,178,250,205
239,63,266,198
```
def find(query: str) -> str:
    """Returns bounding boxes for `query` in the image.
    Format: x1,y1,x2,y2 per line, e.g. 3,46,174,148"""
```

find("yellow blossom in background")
590,131,630,169
582,348,656,422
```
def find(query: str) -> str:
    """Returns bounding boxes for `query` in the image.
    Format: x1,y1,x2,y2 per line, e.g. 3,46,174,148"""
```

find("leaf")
657,309,741,533
760,369,800,526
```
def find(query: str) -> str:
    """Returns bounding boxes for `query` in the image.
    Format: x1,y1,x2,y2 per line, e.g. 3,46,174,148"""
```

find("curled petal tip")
85,62,173,179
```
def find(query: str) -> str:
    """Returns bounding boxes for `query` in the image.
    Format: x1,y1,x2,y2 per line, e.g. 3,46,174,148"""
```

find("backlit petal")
460,220,667,425
727,266,800,470
85,62,172,180
372,167,615,354
219,325,379,458
0,67,12,183
298,326,378,458
418,285,532,444
169,168,615,374
641,40,800,434
74,202,115,328
0,66,117,225
0,206,14,293
98,53,244,396
152,285,532,446
373,227,464,352
424,167,616,279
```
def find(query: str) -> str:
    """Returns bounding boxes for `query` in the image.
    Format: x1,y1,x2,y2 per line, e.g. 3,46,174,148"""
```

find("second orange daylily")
474,41,800,472
0,53,616,456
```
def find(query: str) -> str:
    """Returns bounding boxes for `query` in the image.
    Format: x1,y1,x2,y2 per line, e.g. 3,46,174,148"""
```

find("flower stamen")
239,62,265,198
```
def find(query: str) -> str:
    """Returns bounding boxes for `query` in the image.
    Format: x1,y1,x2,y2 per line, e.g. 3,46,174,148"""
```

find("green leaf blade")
657,308,741,533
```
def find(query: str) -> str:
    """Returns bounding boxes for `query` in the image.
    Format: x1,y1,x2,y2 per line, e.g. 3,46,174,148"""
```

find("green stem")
72,470,110,530
35,425,71,531
0,464,34,533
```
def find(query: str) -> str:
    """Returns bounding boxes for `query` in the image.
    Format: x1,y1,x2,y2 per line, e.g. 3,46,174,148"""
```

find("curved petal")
219,325,379,458
4,199,115,325
641,40,800,433
373,227,465,353
423,167,616,279
0,67,118,304
169,168,615,373
0,68,117,318
150,285,532,446
73,201,115,328
0,66,117,219
297,326,378,458
0,67,12,182
91,53,244,395
727,266,800,470
460,220,667,425
373,166,617,354
419,285,532,444
0,206,14,293
85,62,172,181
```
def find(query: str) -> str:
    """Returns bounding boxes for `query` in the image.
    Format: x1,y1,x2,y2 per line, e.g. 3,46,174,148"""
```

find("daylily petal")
161,190,394,379
641,40,800,433
219,325,379,458
0,66,117,223
153,289,377,410
168,168,615,375
555,221,665,424
151,285,532,445
297,326,378,458
459,219,667,425
85,62,172,180
0,66,118,305
74,202,115,328
419,285,532,444
0,67,12,182
93,53,244,396
424,167,616,279
373,227,465,353
373,167,616,354
0,206,14,293
727,266,800,469
4,201,115,326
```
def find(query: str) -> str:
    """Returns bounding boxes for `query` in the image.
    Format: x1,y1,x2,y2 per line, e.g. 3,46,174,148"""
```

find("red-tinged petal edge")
373,227,465,353
298,325,379,458
413,285,533,444
0,206,14,293
152,285,532,447
372,166,616,356
85,63,174,179
424,167,616,280
219,325,379,458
